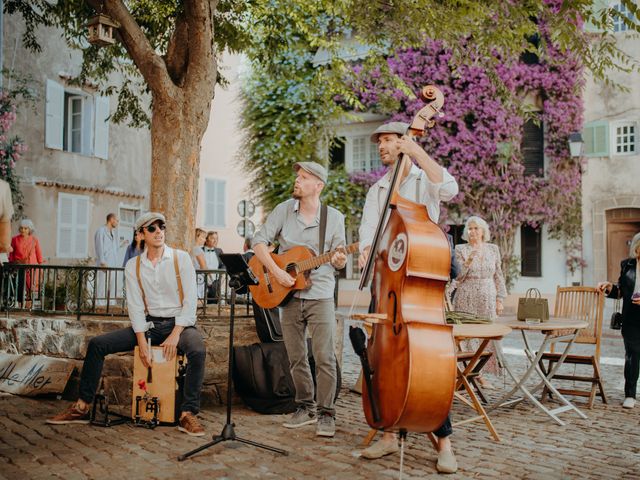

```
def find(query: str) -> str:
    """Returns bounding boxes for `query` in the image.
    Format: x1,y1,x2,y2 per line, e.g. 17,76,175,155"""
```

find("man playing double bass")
358,122,459,474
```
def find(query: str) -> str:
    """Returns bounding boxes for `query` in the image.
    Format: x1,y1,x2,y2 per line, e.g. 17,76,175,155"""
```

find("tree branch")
183,0,217,96
87,0,177,100
165,14,190,87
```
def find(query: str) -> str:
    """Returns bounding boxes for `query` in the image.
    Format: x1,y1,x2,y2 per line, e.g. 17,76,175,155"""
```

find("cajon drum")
131,346,184,425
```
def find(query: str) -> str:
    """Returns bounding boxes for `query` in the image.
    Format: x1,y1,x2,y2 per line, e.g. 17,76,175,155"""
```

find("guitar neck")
297,243,359,273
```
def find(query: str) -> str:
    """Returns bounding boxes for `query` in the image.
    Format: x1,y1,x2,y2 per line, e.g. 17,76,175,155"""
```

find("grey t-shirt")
252,199,346,300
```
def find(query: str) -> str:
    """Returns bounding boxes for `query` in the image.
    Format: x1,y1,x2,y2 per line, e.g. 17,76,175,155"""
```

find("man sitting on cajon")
47,212,207,436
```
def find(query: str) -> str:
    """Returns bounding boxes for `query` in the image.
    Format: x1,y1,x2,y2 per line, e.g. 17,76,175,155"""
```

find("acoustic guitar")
248,243,359,309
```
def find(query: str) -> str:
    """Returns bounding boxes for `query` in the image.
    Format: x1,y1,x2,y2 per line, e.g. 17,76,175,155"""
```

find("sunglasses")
144,223,166,233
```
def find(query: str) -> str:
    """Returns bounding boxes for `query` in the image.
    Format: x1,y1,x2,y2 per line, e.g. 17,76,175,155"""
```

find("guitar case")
252,299,284,343
233,340,341,414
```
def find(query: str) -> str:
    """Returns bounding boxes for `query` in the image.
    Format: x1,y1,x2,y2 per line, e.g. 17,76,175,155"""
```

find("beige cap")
370,121,409,143
135,212,166,231
293,161,328,183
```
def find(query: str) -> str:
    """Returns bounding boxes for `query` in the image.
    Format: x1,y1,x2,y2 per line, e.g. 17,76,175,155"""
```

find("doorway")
606,208,640,281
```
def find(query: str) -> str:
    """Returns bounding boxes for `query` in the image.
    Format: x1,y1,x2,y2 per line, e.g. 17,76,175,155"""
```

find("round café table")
487,316,589,426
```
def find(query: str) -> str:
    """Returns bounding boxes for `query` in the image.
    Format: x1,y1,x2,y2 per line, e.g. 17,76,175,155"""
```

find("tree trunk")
149,90,212,251
494,228,517,293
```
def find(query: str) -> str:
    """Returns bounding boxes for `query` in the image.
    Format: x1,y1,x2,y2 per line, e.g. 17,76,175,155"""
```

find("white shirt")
358,164,458,253
124,246,197,333
203,248,219,269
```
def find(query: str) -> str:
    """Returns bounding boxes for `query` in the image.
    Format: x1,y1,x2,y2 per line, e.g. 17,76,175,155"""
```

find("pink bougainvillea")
348,26,585,283
0,92,27,218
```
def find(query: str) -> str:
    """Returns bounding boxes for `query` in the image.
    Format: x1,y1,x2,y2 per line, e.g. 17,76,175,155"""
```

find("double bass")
357,85,456,434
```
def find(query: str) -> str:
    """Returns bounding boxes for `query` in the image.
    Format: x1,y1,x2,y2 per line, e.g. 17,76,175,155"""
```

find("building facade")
3,15,150,265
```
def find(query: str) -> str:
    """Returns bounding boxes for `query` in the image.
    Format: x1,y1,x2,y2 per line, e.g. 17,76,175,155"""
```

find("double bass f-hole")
388,291,401,335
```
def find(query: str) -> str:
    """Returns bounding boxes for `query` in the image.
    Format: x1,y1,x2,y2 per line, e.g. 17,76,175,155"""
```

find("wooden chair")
539,286,607,408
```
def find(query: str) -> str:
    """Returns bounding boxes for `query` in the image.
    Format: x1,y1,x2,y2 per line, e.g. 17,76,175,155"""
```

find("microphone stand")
178,254,288,461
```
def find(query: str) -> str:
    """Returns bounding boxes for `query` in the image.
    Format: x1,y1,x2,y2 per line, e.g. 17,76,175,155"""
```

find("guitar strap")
319,204,328,256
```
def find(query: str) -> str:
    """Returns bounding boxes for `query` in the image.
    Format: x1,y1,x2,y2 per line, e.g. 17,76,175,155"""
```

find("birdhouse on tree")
86,14,119,46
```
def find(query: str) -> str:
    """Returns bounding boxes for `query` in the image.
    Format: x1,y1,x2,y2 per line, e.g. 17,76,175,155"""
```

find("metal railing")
0,264,252,320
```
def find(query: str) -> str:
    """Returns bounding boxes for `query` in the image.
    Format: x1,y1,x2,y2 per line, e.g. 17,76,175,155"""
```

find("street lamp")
568,132,584,158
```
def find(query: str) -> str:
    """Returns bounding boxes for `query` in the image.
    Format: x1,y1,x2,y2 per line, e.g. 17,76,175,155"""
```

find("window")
520,224,542,277
448,224,465,246
57,193,90,258
45,79,110,159
582,120,610,157
65,95,84,153
345,135,381,172
521,118,544,176
613,122,636,155
329,137,346,170
118,207,140,250
613,3,634,32
204,179,226,227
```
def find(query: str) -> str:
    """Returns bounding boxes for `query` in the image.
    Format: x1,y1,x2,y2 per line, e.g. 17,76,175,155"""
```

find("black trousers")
79,317,206,414
623,335,640,398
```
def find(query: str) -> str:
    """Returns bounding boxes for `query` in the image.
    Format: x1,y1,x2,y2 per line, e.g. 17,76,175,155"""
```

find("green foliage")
321,168,367,230
0,74,36,220
5,0,639,128
239,46,346,213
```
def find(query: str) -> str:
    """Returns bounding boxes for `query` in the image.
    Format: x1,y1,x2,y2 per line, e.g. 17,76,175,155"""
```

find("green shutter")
583,120,610,157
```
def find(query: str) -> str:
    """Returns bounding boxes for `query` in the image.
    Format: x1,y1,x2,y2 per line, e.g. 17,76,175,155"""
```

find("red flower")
137,379,147,391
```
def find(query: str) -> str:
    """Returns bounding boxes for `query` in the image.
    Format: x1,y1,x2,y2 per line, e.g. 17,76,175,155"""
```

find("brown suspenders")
135,249,184,315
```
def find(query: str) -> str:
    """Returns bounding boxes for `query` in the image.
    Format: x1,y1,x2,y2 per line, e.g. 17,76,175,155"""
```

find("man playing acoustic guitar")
252,161,347,438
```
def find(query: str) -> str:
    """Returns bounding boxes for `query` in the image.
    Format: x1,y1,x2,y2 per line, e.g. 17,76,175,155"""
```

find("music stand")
178,253,288,461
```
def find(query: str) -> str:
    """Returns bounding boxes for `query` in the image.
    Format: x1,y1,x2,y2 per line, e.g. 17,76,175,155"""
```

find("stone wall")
0,312,345,409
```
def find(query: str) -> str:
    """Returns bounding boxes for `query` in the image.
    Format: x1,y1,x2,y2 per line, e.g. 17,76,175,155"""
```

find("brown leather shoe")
178,412,205,437
46,403,90,425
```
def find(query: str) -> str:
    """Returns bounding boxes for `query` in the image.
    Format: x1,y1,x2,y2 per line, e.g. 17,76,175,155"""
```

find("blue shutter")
94,96,110,159
45,80,64,150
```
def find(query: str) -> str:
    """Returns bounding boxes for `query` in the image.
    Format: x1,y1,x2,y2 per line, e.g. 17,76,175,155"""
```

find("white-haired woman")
9,219,44,303
598,232,640,409
453,216,507,387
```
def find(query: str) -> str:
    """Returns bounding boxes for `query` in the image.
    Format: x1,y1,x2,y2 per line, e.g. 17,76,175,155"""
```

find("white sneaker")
622,397,635,409
361,439,399,459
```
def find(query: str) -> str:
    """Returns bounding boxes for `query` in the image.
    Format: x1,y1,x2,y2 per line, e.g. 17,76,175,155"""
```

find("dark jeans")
623,335,640,398
78,317,206,414
434,415,452,438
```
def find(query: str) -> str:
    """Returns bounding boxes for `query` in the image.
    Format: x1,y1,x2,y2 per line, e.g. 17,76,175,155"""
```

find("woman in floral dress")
453,216,507,386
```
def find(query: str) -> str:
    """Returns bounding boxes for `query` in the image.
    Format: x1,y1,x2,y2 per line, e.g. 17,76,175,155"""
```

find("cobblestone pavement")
1,321,639,480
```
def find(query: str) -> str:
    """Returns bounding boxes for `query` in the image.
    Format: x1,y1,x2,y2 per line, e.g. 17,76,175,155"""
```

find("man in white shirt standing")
94,213,121,305
47,212,207,437
357,122,459,474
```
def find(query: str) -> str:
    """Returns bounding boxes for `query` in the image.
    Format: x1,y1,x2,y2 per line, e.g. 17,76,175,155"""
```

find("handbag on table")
517,288,549,322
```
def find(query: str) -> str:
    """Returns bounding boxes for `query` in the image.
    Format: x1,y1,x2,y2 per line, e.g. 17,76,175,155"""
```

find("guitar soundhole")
285,263,297,276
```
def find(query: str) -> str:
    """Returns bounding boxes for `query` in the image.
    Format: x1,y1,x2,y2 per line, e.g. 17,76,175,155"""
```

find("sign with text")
0,354,75,396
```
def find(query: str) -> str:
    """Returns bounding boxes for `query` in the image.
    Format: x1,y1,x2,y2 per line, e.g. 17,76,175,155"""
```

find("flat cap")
293,161,328,183
370,121,409,143
135,212,166,231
